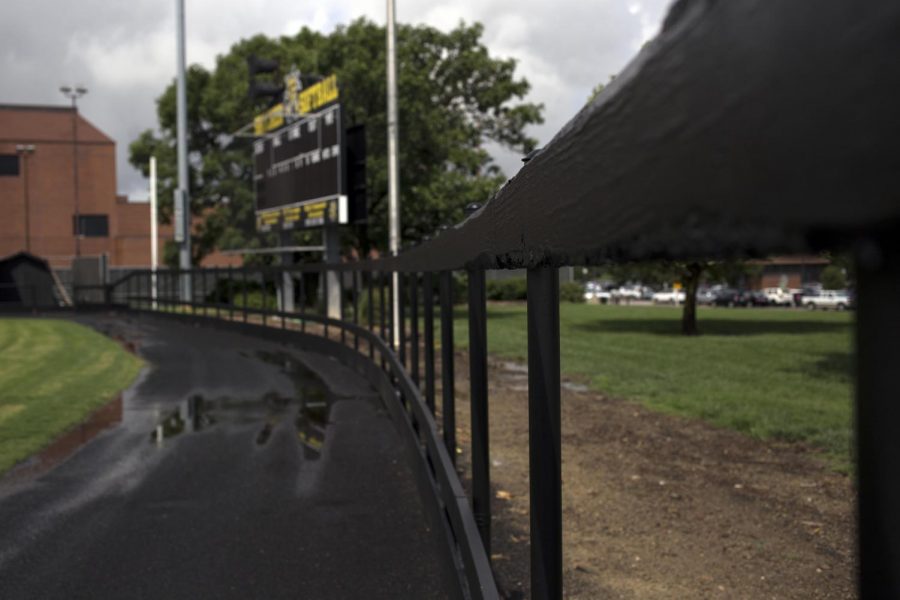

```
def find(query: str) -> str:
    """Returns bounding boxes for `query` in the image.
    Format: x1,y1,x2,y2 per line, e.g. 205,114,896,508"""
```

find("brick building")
0,104,238,270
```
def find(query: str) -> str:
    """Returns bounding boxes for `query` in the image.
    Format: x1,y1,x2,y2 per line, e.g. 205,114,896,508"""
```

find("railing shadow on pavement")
70,1,900,598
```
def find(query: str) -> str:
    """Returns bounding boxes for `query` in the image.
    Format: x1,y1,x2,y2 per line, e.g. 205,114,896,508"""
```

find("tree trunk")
681,262,703,335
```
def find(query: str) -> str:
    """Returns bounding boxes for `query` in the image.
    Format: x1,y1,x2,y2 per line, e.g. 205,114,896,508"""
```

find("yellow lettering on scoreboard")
252,74,338,135
297,75,339,114
253,104,285,136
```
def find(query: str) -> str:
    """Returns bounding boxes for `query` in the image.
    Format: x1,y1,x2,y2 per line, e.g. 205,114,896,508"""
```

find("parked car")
651,290,685,305
712,288,747,307
697,287,719,305
583,281,612,304
802,289,851,310
762,287,794,306
794,285,823,307
746,291,771,307
611,286,643,303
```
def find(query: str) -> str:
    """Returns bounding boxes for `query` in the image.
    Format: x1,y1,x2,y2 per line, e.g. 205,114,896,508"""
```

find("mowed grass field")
0,319,143,474
453,304,854,470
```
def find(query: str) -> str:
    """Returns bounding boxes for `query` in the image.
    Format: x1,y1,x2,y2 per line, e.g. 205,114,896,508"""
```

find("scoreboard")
252,74,363,232
254,104,345,231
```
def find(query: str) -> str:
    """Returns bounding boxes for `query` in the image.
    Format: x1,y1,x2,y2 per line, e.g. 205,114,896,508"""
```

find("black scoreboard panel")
253,104,346,230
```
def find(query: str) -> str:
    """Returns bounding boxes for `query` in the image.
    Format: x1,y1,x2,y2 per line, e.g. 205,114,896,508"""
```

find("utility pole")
387,0,401,346
175,0,192,301
15,144,35,253
150,156,159,310
60,85,86,258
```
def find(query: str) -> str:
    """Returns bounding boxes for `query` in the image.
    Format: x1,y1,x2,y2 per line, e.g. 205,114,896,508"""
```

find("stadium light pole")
175,0,191,301
387,0,401,346
60,85,87,258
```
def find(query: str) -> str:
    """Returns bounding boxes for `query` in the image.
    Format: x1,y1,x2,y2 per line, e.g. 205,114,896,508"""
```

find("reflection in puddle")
151,395,215,443
150,351,334,460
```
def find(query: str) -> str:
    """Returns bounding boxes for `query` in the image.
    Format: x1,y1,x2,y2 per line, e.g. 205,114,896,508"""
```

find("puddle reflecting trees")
150,351,334,460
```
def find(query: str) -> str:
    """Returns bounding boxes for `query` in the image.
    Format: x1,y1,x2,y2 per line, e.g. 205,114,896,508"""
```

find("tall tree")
129,19,543,264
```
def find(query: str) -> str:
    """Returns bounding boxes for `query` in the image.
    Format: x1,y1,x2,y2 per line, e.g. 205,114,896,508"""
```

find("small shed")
0,252,60,308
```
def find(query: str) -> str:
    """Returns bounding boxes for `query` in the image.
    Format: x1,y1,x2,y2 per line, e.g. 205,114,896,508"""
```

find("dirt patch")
445,352,855,599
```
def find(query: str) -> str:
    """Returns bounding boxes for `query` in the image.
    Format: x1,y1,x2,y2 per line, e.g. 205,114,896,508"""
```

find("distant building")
0,104,238,270
746,255,830,290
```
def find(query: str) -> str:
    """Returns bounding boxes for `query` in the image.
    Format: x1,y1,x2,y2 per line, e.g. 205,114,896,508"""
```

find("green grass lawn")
452,304,854,470
0,319,143,474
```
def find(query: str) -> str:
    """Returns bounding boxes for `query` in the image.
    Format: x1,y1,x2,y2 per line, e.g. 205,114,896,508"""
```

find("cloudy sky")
0,0,672,198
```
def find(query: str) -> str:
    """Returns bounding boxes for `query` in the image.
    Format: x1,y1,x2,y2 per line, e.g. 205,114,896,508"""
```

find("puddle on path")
150,350,332,460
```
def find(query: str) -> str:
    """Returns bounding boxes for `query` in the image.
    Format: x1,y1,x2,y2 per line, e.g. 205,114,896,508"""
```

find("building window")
0,154,19,176
74,214,109,237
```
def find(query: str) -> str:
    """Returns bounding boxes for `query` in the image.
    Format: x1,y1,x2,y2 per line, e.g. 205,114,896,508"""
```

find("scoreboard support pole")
324,225,342,320
279,230,295,314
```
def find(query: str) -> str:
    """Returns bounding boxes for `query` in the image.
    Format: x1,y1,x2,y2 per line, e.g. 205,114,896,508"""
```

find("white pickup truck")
802,290,851,310
651,290,686,305
762,287,795,306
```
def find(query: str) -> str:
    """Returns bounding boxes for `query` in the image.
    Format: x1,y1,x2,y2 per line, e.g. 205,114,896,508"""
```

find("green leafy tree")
129,19,543,265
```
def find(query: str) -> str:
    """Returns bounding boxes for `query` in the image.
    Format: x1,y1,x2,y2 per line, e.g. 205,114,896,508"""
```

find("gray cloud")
0,0,671,196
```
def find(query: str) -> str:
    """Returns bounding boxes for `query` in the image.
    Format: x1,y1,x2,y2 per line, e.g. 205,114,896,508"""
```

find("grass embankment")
0,319,143,474
453,304,853,470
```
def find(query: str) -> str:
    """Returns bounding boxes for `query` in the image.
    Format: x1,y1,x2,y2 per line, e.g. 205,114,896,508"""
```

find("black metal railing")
71,1,900,597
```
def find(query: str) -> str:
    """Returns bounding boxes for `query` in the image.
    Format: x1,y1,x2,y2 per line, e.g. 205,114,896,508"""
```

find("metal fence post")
299,269,306,333
280,266,287,330
411,272,420,386
527,266,562,600
368,270,375,359
339,269,346,344
261,269,267,327
380,271,387,345
468,267,490,556
857,235,900,597
228,265,234,321
424,271,436,413
440,271,456,463
388,270,395,351
319,263,329,340
242,267,248,323
353,268,360,351
399,272,406,365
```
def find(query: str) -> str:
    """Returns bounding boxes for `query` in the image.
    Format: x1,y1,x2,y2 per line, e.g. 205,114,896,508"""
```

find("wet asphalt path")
0,314,453,599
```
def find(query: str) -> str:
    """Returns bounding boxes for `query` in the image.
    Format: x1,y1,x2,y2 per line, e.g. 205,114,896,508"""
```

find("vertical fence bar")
857,236,900,597
399,272,407,366
411,272,420,386
527,266,562,600
353,268,360,351
261,269,267,327
300,269,306,333
468,267,490,555
242,267,248,323
423,271,436,414
387,271,394,351
368,270,375,358
439,271,456,463
380,271,387,345
339,269,346,344
322,266,329,340
280,266,287,330
228,265,234,321
202,268,208,316
215,267,221,320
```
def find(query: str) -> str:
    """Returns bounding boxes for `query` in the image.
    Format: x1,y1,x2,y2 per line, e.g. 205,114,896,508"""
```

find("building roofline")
0,104,74,113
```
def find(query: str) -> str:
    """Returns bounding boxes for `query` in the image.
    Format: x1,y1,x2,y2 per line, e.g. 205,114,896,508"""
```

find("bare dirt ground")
445,352,856,599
